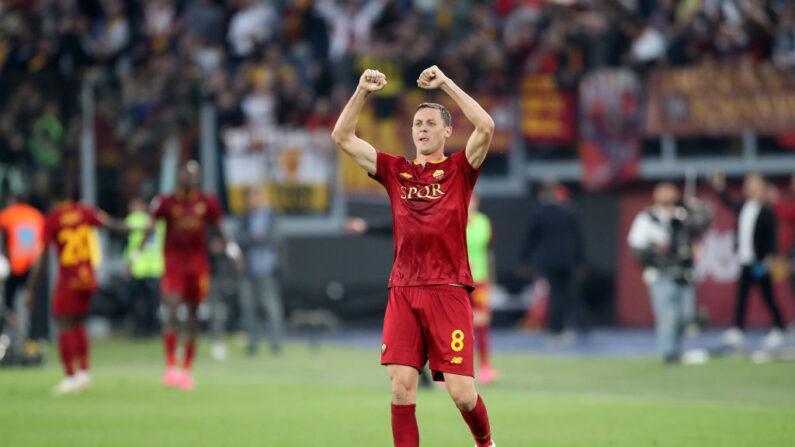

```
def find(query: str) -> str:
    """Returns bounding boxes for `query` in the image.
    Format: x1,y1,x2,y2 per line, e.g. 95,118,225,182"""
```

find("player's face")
178,167,201,190
412,108,452,156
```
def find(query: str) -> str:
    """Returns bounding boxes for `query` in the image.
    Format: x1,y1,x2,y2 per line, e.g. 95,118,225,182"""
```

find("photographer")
628,183,712,365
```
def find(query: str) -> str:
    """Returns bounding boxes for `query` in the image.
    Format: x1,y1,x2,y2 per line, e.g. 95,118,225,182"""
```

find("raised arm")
331,69,386,175
417,65,495,169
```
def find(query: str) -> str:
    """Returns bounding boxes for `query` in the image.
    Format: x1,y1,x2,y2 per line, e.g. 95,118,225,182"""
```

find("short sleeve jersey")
151,190,222,272
42,202,106,291
370,150,480,288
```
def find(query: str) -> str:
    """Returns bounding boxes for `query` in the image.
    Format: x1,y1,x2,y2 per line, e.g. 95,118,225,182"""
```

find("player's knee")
449,386,478,411
391,378,417,405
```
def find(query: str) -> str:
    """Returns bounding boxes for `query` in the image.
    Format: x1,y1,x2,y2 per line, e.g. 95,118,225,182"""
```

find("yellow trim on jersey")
413,157,447,165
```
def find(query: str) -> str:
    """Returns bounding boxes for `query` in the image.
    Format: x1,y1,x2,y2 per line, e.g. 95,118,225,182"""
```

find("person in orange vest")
0,194,45,358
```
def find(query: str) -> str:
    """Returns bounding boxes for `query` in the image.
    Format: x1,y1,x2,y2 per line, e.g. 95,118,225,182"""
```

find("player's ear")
444,126,453,138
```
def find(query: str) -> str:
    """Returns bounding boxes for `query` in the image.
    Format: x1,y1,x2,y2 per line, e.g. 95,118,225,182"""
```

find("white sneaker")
761,328,784,351
210,341,228,361
74,370,92,391
722,327,745,348
52,376,80,396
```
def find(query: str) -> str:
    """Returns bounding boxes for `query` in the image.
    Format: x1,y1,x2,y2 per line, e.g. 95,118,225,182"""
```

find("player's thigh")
421,286,474,380
183,271,210,304
160,270,186,303
381,288,426,371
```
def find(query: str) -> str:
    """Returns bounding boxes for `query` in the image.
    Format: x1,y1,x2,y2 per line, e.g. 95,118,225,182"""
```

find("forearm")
331,88,370,143
104,217,130,234
440,79,494,132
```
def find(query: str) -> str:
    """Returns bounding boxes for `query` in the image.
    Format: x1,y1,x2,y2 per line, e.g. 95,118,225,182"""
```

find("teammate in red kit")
332,66,497,447
25,183,128,396
141,161,243,390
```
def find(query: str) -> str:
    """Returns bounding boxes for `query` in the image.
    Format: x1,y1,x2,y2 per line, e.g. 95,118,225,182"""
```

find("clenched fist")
358,69,387,92
417,65,448,90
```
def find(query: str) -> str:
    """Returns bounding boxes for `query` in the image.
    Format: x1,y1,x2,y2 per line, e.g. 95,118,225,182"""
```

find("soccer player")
141,161,243,390
466,192,498,385
25,184,128,396
332,66,496,447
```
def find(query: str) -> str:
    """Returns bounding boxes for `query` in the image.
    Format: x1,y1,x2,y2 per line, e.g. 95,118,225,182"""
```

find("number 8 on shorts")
451,329,464,352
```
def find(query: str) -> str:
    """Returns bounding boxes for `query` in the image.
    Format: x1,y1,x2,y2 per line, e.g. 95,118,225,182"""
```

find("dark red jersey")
151,190,221,273
370,150,480,288
42,201,106,292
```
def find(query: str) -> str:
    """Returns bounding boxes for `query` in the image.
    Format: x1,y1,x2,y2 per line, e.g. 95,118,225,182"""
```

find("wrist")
355,86,372,96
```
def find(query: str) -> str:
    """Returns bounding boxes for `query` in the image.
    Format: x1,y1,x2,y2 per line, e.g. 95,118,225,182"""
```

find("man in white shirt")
709,173,785,350
628,183,710,364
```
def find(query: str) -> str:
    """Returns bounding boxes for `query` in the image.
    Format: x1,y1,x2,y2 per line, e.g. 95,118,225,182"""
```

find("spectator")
227,0,278,58
708,172,786,350
517,179,586,339
627,183,712,365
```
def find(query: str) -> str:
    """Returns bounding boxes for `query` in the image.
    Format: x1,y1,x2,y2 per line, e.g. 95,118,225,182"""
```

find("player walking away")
25,184,129,396
332,66,496,447
0,194,45,360
140,161,243,390
466,192,498,385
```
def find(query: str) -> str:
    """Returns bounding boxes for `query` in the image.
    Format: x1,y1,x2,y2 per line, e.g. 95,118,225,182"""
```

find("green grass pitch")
1,338,794,446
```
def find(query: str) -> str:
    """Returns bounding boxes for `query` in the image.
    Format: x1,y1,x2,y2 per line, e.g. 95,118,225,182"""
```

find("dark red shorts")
381,285,474,381
52,287,96,317
160,269,210,303
470,282,491,312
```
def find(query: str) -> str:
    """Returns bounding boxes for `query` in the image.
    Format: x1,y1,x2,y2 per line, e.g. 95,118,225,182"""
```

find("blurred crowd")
2,0,795,210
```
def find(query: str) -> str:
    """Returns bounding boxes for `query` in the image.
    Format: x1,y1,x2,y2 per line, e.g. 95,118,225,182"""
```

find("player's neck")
415,148,445,167
176,187,197,199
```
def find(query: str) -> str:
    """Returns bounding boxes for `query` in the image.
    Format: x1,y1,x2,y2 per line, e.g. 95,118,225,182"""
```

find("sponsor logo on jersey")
433,170,444,178
59,211,82,226
400,172,412,179
450,357,463,364
400,183,445,200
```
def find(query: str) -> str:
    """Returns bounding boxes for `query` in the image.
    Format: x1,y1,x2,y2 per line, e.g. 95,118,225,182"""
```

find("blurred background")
1,0,795,358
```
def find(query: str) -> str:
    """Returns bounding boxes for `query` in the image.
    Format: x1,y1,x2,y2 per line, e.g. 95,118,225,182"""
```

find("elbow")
330,129,344,145
331,129,350,146
479,117,495,136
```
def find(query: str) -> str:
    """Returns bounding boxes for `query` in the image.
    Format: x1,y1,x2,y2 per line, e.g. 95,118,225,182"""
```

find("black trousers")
545,268,579,334
735,265,784,329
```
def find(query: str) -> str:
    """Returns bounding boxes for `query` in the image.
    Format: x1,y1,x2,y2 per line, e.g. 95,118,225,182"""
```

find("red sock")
475,326,490,368
461,395,492,447
58,330,75,376
75,324,89,371
163,331,177,367
183,341,196,371
391,403,419,447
